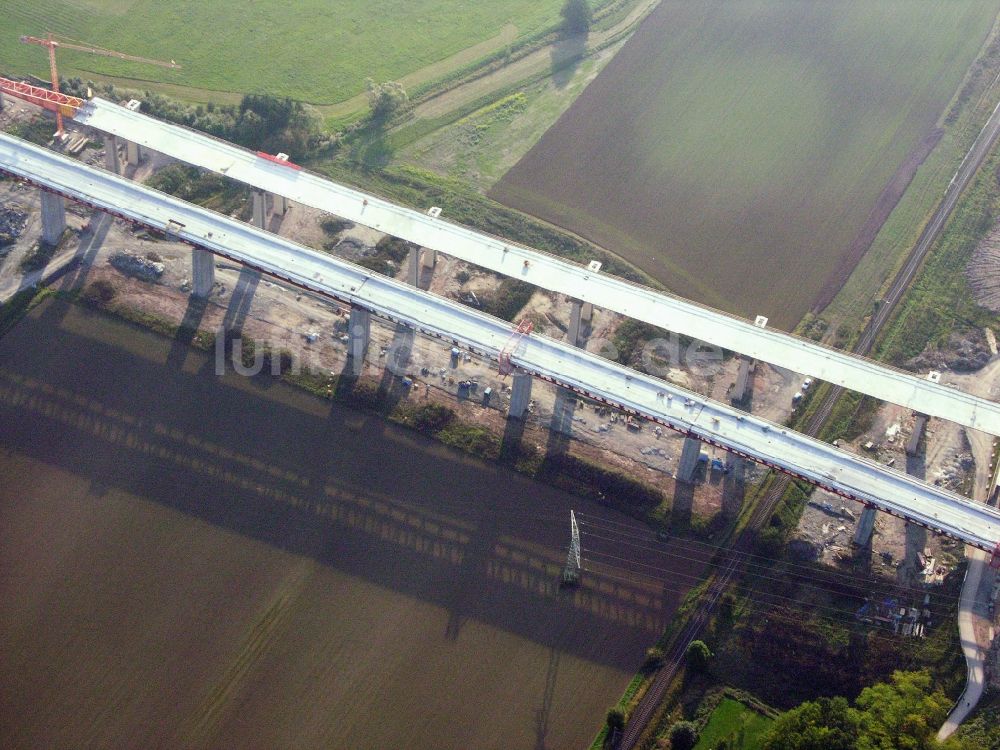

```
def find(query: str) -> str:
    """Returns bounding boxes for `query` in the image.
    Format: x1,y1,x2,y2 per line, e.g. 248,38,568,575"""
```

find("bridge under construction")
2,128,1000,557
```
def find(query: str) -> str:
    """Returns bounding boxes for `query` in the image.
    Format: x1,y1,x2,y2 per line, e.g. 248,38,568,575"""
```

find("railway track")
616,85,1000,750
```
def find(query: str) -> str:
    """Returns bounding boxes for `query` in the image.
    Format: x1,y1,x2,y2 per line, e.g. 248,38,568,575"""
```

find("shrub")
482,278,535,321
81,279,116,305
643,646,665,672
407,403,455,433
668,721,698,750
456,270,471,285
685,640,712,674
321,217,351,236
374,236,411,264
145,251,163,263
606,707,626,730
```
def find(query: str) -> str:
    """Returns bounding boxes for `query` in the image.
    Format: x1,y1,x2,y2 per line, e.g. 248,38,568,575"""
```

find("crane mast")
18,32,179,138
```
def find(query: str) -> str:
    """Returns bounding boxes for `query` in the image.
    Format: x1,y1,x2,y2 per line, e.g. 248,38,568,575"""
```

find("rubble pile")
0,207,28,251
931,451,975,490
906,329,992,372
110,250,164,282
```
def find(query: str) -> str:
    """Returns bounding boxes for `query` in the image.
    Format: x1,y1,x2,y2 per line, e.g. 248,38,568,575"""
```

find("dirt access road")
409,0,662,121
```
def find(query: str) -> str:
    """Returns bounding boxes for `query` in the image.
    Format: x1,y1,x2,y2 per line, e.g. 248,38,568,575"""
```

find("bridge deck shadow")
0,298,707,670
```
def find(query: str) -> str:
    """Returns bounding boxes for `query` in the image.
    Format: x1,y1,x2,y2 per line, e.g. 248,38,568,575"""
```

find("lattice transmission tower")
561,510,581,586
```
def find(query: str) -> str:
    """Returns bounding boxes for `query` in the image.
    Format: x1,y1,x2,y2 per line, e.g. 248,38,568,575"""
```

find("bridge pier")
252,190,267,229
508,371,533,419
125,139,142,167
853,507,877,547
273,193,288,216
40,191,66,246
676,436,702,483
252,190,289,230
103,135,120,175
191,247,215,298
567,298,593,347
406,246,436,289
347,305,371,375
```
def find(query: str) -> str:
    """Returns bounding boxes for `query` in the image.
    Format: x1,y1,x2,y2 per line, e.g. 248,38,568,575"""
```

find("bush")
607,707,626,730
482,278,535,321
456,270,471,285
643,646,665,672
321,217,351,236
356,256,394,276
374,236,411,264
80,279,116,305
668,720,698,750
145,251,163,263
407,403,455,433
685,640,713,674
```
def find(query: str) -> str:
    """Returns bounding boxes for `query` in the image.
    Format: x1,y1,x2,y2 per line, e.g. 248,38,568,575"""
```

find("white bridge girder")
3,131,1000,555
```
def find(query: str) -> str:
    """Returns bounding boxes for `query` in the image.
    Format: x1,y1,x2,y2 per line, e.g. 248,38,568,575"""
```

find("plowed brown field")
0,299,707,749
492,0,1000,329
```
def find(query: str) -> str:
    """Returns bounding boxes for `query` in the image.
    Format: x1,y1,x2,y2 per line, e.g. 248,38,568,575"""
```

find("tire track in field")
176,562,311,748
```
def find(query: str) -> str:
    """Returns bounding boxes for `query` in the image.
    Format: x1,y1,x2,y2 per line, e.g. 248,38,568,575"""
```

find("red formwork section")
498,318,534,376
0,77,82,117
256,151,302,170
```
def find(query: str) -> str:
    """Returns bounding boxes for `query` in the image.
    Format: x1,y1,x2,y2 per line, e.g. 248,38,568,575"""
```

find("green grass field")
493,0,1000,329
694,698,773,750
0,0,567,104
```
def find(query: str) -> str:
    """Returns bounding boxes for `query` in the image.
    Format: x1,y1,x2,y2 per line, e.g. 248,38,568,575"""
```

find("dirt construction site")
0,105,788,532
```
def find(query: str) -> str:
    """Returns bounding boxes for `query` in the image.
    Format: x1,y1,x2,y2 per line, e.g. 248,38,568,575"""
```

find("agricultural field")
0,299,706,749
0,0,569,105
492,0,1000,330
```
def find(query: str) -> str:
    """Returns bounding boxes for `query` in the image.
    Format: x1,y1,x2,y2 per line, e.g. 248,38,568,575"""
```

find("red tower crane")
18,32,180,137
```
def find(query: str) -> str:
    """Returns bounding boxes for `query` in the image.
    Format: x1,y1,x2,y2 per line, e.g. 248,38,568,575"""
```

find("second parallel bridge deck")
74,97,1000,436
2,130,999,552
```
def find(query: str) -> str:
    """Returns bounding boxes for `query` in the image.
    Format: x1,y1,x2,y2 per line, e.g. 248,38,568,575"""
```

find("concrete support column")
408,246,420,286
676,436,702,483
103,135,120,175
508,371,533,420
853,506,877,547
273,193,288,216
348,306,371,374
40,191,66,246
191,247,215,298
568,298,583,347
252,190,267,230
125,140,141,166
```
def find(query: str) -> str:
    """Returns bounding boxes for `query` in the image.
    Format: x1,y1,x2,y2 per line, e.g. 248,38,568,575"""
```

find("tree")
643,646,665,671
685,640,713,673
762,671,960,750
854,670,951,750
607,707,626,730
762,697,858,750
669,721,699,750
366,79,408,123
561,0,592,34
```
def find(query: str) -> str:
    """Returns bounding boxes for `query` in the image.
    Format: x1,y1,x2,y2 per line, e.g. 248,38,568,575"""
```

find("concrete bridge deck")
72,97,1000,437
2,130,999,552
